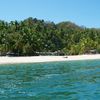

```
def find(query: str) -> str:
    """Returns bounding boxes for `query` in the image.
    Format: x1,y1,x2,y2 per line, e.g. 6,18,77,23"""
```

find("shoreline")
0,54,100,65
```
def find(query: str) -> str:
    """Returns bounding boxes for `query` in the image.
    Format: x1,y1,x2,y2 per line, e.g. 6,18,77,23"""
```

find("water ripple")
0,60,100,100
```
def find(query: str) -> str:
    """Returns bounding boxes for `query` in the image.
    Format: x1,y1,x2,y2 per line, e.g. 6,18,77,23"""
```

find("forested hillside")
0,17,100,56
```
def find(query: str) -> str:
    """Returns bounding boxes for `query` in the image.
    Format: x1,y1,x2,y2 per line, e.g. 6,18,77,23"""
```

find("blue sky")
0,0,100,28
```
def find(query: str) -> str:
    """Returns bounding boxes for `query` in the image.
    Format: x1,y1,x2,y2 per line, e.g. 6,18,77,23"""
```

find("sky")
0,0,100,28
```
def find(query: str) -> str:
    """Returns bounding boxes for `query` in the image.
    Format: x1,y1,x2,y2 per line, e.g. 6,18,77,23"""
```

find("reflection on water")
0,60,100,100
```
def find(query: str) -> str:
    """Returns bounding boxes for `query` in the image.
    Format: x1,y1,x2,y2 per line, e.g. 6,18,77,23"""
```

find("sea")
0,60,100,100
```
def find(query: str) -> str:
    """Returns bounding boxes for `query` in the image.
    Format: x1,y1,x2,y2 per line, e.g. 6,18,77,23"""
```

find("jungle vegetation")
0,17,100,56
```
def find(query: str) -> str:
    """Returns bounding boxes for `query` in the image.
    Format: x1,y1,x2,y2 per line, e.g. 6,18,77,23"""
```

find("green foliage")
0,18,100,56
97,45,100,53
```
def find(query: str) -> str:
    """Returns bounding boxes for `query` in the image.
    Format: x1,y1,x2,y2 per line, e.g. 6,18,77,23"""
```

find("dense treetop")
0,17,100,56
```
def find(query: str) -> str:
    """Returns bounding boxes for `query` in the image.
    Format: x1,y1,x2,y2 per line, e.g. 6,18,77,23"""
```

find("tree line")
0,17,100,56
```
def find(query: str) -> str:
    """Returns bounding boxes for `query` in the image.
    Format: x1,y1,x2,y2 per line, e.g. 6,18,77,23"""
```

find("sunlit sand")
0,54,100,64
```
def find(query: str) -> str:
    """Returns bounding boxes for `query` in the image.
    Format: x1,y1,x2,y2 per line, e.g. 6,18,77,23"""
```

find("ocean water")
0,60,100,100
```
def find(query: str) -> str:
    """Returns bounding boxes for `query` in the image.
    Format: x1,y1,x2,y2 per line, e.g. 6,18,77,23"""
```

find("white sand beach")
0,54,100,65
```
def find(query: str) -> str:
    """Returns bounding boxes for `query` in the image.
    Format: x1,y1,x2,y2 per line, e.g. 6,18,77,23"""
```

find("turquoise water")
0,60,100,100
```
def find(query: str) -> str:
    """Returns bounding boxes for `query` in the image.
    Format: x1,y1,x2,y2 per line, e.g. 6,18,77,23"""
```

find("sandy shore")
0,54,100,64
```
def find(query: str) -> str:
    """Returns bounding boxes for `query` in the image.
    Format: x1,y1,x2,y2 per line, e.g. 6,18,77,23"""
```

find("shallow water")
0,60,100,100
